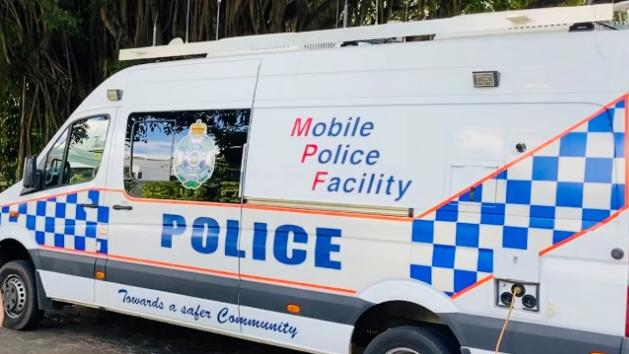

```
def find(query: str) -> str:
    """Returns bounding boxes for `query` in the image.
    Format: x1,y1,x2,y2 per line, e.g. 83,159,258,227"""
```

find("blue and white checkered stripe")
411,99,627,297
0,189,109,254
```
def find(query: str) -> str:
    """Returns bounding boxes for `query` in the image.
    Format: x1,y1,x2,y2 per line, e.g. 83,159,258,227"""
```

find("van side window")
65,117,110,185
41,116,110,189
124,110,250,204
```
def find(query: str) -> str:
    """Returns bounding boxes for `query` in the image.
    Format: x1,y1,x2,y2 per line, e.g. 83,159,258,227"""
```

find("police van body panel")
1,4,628,354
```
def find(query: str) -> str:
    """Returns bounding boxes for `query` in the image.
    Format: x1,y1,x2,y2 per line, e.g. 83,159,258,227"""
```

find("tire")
0,260,43,330
364,325,456,354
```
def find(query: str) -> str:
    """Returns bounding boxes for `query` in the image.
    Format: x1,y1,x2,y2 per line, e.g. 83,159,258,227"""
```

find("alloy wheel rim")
384,348,420,354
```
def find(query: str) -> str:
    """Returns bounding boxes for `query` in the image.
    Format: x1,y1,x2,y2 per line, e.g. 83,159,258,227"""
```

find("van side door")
25,111,113,305
103,59,260,333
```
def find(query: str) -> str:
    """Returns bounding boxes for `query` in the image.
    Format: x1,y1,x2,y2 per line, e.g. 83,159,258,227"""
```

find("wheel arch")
352,279,462,350
0,224,40,268
0,225,54,310
357,279,459,314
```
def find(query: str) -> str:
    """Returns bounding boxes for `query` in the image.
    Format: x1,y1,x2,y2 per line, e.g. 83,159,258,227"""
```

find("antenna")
216,0,222,40
185,0,191,43
405,0,409,22
152,14,159,46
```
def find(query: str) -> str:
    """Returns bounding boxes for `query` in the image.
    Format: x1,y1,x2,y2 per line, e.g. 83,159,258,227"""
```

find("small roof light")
473,71,500,88
107,89,123,101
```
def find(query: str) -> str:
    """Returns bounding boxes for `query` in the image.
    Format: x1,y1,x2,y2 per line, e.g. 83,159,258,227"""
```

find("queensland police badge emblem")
173,119,218,190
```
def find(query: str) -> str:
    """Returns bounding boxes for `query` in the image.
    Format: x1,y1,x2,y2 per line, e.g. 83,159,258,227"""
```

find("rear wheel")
0,260,43,329
364,326,455,354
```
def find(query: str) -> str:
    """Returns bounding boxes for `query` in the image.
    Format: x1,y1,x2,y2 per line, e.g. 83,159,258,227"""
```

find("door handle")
113,205,133,211
80,203,99,209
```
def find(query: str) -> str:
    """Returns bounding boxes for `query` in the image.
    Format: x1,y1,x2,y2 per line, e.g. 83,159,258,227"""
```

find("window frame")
123,109,251,204
41,127,70,190
36,114,111,193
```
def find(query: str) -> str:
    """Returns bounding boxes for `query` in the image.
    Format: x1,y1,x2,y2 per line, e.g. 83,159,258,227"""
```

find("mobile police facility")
1,3,629,354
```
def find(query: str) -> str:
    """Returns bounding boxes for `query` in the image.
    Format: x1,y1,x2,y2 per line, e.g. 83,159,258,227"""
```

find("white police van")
1,3,629,354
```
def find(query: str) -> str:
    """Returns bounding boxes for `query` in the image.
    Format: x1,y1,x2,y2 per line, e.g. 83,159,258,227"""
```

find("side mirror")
22,156,38,189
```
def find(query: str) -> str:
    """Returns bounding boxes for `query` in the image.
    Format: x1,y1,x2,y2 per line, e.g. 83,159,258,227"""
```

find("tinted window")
124,110,250,203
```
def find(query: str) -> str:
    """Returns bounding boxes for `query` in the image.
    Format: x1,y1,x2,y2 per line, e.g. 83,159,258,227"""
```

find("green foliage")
465,0,534,13
0,85,19,185
464,0,585,13
37,0,80,33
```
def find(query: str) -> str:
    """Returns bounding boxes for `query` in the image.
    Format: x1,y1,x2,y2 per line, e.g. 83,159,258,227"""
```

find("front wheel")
0,260,43,330
364,326,456,354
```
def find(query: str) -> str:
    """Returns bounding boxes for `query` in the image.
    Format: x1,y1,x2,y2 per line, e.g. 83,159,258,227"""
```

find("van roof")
119,3,619,62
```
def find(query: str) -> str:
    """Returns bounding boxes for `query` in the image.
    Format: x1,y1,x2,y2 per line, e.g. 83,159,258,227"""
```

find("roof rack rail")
119,3,614,62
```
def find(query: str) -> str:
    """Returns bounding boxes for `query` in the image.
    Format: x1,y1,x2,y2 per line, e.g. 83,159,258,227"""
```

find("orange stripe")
40,245,107,258
39,246,357,295
624,96,628,208
539,96,629,256
3,186,411,223
238,273,356,294
539,208,625,256
112,188,412,222
417,95,628,219
107,253,241,278
120,189,242,209
0,187,116,209
243,203,412,222
451,274,493,300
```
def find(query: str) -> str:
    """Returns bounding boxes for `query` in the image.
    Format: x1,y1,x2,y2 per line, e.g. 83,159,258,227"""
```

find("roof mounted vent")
569,22,596,31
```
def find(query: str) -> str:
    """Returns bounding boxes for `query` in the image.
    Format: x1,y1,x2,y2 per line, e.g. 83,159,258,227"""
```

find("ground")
0,306,299,354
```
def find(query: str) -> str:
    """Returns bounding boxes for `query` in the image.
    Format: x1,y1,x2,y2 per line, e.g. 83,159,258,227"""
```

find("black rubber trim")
621,337,629,354
107,259,370,325
34,270,56,310
27,250,43,269
33,250,371,325
239,279,370,325
37,250,95,279
105,259,239,305
442,313,623,354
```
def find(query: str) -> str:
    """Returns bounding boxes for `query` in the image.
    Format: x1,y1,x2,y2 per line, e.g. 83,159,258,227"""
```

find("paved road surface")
0,306,300,354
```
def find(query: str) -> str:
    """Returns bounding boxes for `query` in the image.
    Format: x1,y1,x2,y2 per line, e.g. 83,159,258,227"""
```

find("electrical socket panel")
495,279,540,312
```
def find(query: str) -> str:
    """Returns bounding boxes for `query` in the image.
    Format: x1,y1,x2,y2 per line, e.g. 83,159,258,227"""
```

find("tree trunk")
15,77,27,180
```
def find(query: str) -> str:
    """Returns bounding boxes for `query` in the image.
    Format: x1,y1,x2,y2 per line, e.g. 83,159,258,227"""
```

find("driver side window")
41,116,110,189
43,129,68,188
